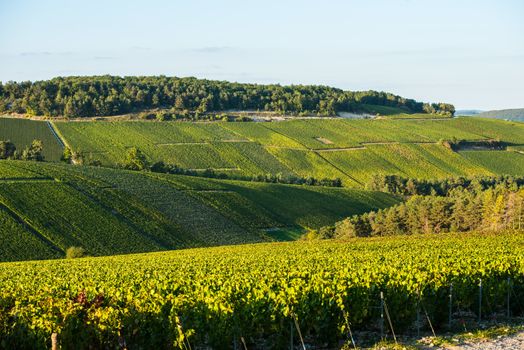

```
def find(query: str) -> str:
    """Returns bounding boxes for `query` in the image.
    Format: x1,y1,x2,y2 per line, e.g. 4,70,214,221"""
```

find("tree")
0,140,16,159
61,147,72,163
122,147,149,171
21,139,44,161
174,95,186,110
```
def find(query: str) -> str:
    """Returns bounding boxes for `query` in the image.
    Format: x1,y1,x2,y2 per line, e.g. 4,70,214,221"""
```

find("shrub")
66,246,86,259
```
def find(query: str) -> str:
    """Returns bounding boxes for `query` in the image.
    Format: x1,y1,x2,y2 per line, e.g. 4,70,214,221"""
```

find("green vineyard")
0,232,522,349
0,118,63,161
0,161,397,262
1,116,523,185
51,117,524,183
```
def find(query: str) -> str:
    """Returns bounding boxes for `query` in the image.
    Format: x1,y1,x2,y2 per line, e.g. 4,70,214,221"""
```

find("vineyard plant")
0,232,522,349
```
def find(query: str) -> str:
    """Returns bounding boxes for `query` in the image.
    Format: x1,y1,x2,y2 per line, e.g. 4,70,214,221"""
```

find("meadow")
0,232,522,349
0,161,397,262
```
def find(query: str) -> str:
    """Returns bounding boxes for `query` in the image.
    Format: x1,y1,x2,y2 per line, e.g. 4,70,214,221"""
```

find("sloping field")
265,148,359,184
212,141,295,176
447,118,524,144
321,144,492,184
155,173,397,229
460,150,524,175
0,118,63,161
50,117,524,185
0,161,397,262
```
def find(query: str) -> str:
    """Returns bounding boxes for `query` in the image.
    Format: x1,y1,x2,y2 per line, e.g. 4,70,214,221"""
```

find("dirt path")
314,146,366,152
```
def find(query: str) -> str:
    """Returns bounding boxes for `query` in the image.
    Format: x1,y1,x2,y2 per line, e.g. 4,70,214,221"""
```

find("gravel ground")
444,331,524,350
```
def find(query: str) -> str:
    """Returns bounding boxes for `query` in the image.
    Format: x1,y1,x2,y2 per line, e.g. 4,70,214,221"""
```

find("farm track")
46,121,65,148
0,177,56,182
156,142,208,146
218,139,251,143
187,167,240,171
183,189,234,193
313,146,366,152
263,145,307,150
360,141,435,145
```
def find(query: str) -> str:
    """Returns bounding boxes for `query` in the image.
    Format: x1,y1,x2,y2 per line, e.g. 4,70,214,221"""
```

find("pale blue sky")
0,0,522,110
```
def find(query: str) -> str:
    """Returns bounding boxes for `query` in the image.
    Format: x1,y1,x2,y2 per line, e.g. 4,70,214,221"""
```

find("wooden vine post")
51,333,58,350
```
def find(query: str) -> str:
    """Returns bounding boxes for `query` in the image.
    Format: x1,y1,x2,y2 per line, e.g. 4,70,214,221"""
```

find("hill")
51,117,524,185
475,108,524,122
0,160,397,262
0,76,454,118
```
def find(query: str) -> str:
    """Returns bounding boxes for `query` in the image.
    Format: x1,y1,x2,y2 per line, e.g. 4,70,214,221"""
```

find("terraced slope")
54,117,524,185
0,161,398,262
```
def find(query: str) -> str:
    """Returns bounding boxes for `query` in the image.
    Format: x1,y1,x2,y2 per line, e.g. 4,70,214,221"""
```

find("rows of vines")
0,232,523,349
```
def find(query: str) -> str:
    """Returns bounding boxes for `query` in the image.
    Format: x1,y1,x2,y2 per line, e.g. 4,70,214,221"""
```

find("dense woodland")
313,175,524,238
0,76,455,117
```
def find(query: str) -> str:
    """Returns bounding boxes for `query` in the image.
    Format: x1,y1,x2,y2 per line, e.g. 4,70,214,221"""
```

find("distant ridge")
476,108,524,122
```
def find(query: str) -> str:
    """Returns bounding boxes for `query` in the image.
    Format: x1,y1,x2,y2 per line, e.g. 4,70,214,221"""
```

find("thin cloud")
19,51,73,57
190,46,234,54
129,46,152,51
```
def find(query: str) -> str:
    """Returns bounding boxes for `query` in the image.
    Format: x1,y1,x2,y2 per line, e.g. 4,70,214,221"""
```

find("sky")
0,0,523,110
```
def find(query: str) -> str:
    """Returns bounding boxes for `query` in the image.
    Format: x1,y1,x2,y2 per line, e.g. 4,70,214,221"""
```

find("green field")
0,161,398,262
321,143,492,184
0,117,63,161
460,150,524,175
48,117,524,185
1,232,522,348
1,116,523,186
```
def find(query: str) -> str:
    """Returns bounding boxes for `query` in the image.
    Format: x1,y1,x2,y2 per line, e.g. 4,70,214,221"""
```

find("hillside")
1,115,523,263
0,118,63,161
0,160,397,262
51,117,524,185
475,108,524,122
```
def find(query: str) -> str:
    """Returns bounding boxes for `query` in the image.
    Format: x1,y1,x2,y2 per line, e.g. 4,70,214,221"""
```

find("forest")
314,175,524,239
0,76,455,118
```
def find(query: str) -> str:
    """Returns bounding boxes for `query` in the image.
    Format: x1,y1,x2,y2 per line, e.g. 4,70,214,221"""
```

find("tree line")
0,140,44,161
0,76,455,118
310,175,524,239
366,174,524,196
